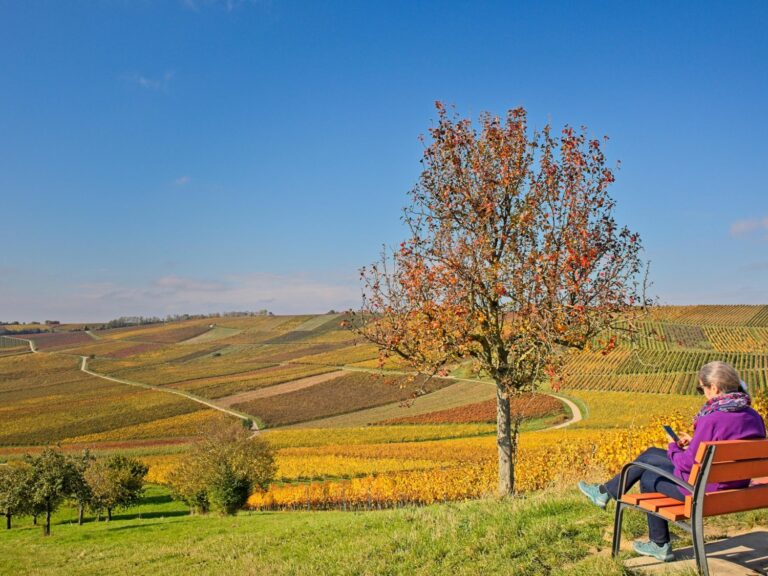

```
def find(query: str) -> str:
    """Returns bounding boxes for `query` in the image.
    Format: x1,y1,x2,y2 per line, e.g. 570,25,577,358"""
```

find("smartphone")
662,425,680,444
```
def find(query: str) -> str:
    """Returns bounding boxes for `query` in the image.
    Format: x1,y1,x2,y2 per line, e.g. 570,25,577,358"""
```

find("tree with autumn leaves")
355,103,647,495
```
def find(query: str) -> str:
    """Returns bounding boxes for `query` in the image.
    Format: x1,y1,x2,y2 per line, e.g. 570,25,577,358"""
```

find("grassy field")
3,484,767,576
0,485,655,576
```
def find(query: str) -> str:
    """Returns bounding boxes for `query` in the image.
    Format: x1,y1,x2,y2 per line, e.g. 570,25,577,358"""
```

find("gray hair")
699,361,742,393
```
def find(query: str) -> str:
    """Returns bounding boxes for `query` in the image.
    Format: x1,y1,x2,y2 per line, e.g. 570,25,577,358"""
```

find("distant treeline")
0,310,272,334
101,310,272,329
0,327,51,335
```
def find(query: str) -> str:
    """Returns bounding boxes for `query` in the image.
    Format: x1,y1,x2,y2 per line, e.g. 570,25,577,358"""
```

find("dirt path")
17,334,247,422
546,393,583,428
337,366,584,430
441,376,583,429
79,356,260,432
13,337,261,433
13,337,38,353
216,370,346,408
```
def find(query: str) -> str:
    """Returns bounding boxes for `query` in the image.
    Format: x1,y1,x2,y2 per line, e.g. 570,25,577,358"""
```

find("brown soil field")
233,372,453,428
216,370,346,407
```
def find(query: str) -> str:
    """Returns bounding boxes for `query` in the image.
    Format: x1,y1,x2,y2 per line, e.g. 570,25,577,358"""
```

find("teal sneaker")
577,481,610,509
632,540,674,562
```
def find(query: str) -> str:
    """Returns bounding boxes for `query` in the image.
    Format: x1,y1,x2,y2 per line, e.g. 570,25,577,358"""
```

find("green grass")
10,483,765,575
3,486,768,575
0,485,634,576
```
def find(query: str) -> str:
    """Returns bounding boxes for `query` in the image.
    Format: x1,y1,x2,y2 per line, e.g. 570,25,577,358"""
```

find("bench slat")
621,493,667,506
657,504,688,521
701,484,768,516
703,460,768,483
695,439,768,464
639,497,685,512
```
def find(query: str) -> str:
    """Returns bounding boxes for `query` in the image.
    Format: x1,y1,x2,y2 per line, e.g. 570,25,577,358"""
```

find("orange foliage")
247,415,688,510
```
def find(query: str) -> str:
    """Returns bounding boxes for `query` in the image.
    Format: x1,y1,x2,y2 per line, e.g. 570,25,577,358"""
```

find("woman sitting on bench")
578,361,766,562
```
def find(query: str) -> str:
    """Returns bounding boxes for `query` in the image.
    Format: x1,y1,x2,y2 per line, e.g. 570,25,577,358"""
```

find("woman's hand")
677,433,692,448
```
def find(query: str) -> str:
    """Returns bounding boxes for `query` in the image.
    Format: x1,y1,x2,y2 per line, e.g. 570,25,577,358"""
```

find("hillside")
1,305,768,512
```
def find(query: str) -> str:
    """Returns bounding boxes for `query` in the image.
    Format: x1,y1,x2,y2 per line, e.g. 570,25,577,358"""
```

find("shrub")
167,423,275,515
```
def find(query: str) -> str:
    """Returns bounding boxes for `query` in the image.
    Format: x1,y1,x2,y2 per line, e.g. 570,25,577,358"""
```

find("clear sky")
2,0,767,322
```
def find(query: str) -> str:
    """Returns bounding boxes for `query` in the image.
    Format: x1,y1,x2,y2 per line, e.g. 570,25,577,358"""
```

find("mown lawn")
1,485,635,576
4,484,766,575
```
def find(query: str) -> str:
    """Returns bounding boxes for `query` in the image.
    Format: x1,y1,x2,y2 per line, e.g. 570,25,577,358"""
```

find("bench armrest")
617,461,694,499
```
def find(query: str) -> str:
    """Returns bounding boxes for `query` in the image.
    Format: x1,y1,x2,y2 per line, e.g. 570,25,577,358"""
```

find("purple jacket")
668,407,766,493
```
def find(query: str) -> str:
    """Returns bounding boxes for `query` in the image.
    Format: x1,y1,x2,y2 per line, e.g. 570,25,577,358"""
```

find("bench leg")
692,514,709,576
612,501,625,557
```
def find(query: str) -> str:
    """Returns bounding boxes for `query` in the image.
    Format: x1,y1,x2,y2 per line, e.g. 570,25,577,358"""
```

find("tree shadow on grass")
138,493,176,506
104,519,190,532
110,509,191,522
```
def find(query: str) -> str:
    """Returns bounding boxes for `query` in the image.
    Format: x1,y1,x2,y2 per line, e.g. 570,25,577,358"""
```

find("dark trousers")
603,447,684,545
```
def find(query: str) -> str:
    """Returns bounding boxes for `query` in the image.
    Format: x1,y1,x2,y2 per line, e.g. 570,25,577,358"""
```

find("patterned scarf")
694,391,751,425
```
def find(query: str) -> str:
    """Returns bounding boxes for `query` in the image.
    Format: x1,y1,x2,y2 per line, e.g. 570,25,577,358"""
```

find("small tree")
0,464,31,529
208,465,250,515
25,447,70,536
66,451,94,525
356,103,646,495
168,423,275,515
166,456,210,514
85,455,147,521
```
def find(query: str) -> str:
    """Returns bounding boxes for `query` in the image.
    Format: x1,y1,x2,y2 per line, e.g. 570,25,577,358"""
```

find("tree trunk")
78,503,84,526
496,384,514,495
107,507,112,521
44,504,51,536
5,512,10,530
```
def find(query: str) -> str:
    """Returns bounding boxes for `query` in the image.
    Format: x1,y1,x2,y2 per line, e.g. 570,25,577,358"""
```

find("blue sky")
1,0,767,322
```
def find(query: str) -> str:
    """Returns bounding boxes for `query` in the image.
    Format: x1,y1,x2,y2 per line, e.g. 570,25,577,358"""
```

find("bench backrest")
685,439,768,517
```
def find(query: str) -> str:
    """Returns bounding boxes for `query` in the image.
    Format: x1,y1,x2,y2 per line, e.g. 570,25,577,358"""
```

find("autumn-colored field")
1,323,51,333
127,324,213,343
0,353,204,445
244,412,702,511
168,363,338,399
380,393,565,425
291,342,380,365
94,320,214,343
0,336,29,357
63,409,233,443
209,315,316,344
233,373,454,427
24,330,95,350
650,304,768,326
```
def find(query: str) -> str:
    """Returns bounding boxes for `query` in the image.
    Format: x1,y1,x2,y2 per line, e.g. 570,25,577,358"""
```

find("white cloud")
182,0,265,11
174,176,191,186
68,272,361,320
127,71,174,92
730,216,768,237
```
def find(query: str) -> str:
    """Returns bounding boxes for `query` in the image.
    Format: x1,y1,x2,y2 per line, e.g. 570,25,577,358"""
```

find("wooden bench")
611,439,768,576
